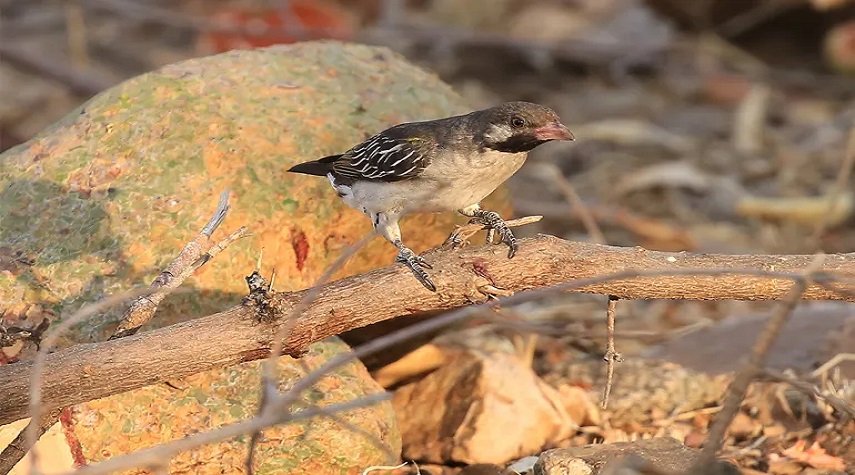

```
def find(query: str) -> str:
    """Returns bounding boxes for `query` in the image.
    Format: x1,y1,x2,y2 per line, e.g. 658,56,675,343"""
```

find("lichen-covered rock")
67,338,398,475
0,40,511,343
0,41,512,474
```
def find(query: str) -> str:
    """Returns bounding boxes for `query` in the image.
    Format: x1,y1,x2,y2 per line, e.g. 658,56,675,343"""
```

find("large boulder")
0,40,511,343
0,42,512,474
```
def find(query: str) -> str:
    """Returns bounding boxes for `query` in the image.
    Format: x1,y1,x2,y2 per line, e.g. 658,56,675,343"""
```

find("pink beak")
534,121,575,141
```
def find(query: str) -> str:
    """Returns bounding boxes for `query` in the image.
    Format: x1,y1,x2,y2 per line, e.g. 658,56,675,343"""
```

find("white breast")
421,150,527,211
338,151,527,216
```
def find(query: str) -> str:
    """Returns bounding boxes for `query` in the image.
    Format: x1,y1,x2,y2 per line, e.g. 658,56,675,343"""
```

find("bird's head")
476,102,574,153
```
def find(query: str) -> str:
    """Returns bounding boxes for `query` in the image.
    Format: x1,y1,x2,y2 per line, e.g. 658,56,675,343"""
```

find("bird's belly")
420,151,527,211
422,178,499,211
343,152,526,215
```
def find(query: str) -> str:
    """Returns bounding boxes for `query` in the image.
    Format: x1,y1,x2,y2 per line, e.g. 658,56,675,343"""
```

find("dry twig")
759,369,855,421
247,231,376,474
810,124,855,250
539,163,606,245
112,191,236,339
0,42,111,96
0,192,243,475
602,296,622,409
61,394,391,475
440,215,542,248
694,254,826,466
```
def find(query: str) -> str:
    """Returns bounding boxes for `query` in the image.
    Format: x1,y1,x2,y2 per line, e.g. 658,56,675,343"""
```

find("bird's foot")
443,228,469,250
471,210,518,258
396,246,436,292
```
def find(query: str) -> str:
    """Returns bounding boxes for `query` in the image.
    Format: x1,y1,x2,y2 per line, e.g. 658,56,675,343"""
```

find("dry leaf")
372,343,447,388
556,384,602,426
736,192,854,226
614,162,714,196
781,440,846,471
726,412,760,440
571,119,694,153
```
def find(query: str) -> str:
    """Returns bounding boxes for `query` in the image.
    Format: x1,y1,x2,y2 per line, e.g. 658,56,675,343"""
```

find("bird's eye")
511,117,526,128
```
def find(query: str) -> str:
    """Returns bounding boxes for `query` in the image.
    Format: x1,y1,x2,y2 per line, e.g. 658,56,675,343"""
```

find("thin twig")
248,231,376,472
440,215,542,248
244,387,267,475
288,360,397,464
111,191,238,339
811,353,855,379
602,296,621,409
0,409,62,475
81,0,334,39
717,0,801,38
308,404,398,464
759,369,855,421
63,1,90,69
541,163,607,244
0,42,112,96
694,254,826,466
362,461,409,475
263,231,377,396
25,286,161,475
201,191,231,237
810,124,855,251
5,192,240,475
62,394,391,475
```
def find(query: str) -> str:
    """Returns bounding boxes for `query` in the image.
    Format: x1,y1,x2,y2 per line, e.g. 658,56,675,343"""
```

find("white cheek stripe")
485,124,512,143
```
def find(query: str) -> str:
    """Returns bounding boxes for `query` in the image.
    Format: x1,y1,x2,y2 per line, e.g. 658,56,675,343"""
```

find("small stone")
535,438,700,475
535,456,592,475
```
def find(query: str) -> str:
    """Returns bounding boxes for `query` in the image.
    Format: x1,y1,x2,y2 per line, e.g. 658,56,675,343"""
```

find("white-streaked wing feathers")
333,133,426,182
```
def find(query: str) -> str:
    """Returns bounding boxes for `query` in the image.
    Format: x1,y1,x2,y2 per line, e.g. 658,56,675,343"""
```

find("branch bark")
2,235,855,426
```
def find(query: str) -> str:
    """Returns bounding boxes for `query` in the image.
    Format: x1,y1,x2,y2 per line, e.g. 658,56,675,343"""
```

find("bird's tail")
287,155,341,176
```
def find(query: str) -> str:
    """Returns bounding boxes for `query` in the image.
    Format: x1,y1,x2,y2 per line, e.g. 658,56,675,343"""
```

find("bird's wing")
332,133,428,182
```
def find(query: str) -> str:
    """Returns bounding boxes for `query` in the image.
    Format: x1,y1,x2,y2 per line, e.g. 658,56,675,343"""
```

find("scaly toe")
485,228,496,245
507,240,518,259
444,231,468,250
396,248,437,291
416,255,433,269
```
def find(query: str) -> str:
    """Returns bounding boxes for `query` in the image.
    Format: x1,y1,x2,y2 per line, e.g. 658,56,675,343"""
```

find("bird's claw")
443,229,469,250
396,247,436,291
485,228,496,245
472,211,518,259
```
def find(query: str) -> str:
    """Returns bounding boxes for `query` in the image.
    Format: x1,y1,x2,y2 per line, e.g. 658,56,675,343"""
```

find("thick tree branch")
1,235,855,426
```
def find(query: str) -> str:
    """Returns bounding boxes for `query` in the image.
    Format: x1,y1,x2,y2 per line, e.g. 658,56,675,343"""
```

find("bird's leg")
456,204,518,258
394,243,436,292
371,211,436,292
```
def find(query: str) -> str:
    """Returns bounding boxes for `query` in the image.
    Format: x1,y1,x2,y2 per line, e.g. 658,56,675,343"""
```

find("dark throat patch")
485,135,547,153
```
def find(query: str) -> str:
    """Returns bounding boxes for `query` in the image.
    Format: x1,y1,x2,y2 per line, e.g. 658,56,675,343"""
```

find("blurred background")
3,2,855,470
2,0,855,372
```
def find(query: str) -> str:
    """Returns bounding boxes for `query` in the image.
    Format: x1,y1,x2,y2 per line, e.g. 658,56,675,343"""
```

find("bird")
287,101,574,291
